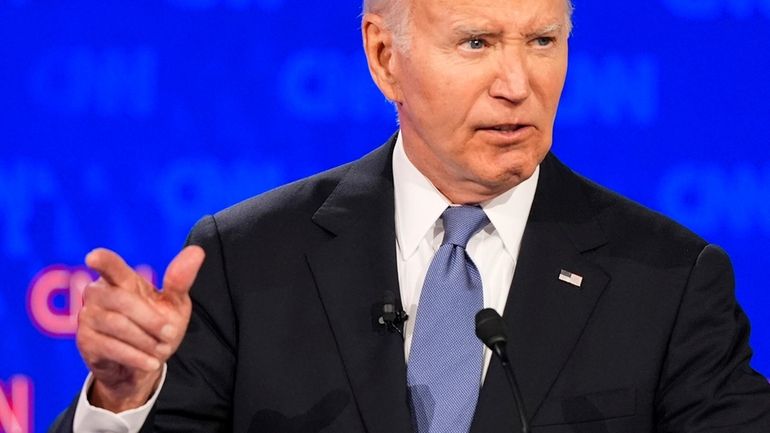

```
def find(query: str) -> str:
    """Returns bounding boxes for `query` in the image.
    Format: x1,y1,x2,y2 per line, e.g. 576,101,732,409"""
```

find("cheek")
410,58,484,116
423,69,462,107
412,77,475,141
539,63,568,112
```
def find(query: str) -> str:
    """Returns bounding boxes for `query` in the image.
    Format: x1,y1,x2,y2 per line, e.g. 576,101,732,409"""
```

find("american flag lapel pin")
559,269,583,288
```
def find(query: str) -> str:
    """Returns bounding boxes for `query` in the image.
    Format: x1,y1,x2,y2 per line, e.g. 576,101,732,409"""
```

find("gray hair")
363,0,412,51
363,0,575,51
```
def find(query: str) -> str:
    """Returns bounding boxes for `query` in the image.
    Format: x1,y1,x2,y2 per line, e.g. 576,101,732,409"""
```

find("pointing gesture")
76,246,205,412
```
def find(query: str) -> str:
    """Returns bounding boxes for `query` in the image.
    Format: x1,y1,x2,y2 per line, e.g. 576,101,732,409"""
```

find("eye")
463,37,488,50
533,36,555,47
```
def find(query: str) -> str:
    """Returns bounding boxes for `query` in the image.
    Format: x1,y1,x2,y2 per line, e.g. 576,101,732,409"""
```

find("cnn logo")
0,376,32,433
27,264,156,337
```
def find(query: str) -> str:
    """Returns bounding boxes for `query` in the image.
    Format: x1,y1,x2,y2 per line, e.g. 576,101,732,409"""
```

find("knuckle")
149,313,168,333
131,299,164,330
104,311,158,351
77,305,98,327
81,282,100,303
102,310,130,334
109,289,137,310
83,282,115,307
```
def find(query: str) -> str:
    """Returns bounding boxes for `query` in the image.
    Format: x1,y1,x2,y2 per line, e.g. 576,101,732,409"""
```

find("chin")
488,153,540,183
517,162,539,181
472,169,532,195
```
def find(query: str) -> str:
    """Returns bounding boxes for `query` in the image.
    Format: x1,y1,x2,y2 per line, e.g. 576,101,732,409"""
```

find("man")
51,0,770,432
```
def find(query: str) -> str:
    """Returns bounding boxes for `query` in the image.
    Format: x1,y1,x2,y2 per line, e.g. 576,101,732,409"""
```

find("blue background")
1,1,769,432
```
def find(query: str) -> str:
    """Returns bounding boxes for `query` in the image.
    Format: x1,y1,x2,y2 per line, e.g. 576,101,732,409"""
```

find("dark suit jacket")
52,135,770,432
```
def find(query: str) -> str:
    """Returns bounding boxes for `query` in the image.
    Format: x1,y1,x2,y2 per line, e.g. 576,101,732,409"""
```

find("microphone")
379,290,408,337
475,308,530,433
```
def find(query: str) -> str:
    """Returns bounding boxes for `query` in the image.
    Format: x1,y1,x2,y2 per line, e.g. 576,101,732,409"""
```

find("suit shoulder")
572,167,708,257
192,161,353,241
187,137,396,246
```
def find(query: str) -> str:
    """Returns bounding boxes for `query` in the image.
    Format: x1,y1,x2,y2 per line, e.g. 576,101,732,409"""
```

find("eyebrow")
524,23,564,38
450,22,565,39
451,25,503,39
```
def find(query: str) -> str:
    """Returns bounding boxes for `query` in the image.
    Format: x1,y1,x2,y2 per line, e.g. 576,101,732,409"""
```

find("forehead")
411,0,569,31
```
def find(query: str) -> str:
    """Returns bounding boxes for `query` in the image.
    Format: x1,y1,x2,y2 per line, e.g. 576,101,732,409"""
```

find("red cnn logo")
0,376,33,433
27,264,156,337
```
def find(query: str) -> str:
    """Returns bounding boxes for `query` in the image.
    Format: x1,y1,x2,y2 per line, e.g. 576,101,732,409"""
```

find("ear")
361,13,402,103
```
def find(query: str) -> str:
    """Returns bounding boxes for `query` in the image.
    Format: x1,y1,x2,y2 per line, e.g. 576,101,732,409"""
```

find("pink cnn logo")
0,376,33,433
26,264,156,338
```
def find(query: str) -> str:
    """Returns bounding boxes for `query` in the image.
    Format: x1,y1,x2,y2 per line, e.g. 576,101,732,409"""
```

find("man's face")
390,0,569,203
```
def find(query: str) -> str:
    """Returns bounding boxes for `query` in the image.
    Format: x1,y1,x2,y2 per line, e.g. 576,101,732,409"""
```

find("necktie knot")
441,206,489,248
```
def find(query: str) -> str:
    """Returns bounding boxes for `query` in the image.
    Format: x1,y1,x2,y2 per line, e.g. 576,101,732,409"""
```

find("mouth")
482,124,530,132
476,124,535,140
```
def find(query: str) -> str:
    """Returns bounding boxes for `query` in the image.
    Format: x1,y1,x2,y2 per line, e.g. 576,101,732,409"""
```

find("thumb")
162,245,206,301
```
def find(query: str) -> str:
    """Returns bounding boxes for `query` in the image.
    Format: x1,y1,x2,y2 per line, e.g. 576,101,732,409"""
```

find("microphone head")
475,308,508,349
382,290,397,318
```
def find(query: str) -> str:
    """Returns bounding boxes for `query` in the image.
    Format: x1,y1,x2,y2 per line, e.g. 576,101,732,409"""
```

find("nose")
489,47,531,104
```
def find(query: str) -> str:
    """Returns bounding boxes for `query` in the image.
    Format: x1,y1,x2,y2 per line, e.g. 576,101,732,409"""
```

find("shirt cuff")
72,364,167,433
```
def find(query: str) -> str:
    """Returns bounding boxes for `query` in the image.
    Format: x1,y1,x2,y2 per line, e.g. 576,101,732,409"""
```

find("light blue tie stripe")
407,205,490,433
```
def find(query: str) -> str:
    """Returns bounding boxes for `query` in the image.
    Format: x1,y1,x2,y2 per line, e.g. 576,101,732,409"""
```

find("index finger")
86,248,138,289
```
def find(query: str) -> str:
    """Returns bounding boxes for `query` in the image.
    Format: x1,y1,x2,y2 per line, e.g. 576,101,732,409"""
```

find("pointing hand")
76,246,205,412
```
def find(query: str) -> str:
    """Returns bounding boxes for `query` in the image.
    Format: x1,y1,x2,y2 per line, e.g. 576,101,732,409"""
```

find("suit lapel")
306,136,414,433
471,154,610,433
306,142,610,433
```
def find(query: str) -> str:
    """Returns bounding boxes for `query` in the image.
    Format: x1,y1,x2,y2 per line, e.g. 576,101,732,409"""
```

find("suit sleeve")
655,244,770,432
47,398,76,433
48,215,237,433
138,214,238,433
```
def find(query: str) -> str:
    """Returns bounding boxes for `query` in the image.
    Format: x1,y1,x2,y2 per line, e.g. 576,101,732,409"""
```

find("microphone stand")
475,308,530,433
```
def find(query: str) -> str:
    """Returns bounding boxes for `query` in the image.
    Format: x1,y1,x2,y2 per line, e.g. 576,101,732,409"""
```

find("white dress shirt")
73,365,167,433
392,133,538,380
73,131,539,432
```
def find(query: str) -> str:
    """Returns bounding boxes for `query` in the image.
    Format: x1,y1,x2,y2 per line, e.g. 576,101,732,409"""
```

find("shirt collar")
392,131,540,260
393,132,450,259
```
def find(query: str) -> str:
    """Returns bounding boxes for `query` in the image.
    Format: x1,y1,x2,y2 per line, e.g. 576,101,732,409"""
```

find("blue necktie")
407,205,490,433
